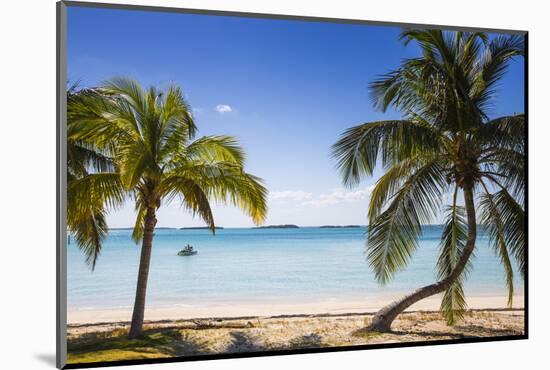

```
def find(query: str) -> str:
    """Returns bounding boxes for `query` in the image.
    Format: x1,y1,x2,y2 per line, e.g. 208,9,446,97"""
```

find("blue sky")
67,6,525,228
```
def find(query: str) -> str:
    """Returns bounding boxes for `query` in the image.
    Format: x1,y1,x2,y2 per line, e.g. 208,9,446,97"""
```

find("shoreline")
68,294,524,325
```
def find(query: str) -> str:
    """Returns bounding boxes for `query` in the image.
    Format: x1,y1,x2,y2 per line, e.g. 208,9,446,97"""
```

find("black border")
57,1,529,369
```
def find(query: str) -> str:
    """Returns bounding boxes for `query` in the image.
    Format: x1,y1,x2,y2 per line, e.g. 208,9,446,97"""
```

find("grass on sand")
67,309,524,364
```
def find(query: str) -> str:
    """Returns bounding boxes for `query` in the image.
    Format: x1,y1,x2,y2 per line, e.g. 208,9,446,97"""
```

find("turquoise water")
67,226,523,311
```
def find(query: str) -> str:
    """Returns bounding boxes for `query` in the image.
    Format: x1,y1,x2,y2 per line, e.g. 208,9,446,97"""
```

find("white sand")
67,294,524,324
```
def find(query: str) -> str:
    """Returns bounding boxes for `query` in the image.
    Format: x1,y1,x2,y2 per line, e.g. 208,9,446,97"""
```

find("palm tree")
332,30,525,332
68,78,268,338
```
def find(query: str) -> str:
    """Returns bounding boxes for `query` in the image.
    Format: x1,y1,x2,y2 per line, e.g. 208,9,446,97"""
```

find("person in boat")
184,244,193,252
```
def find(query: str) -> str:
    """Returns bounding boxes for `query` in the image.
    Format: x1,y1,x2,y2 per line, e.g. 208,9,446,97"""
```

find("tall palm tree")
332,30,525,332
68,78,268,338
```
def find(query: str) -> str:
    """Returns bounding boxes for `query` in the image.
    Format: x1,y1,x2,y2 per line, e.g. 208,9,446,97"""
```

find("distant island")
319,225,363,228
253,224,299,229
110,227,178,230
180,226,225,230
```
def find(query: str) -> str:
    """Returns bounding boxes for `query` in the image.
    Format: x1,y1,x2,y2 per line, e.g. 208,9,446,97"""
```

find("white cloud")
268,187,374,208
301,186,375,208
215,104,233,113
269,190,313,204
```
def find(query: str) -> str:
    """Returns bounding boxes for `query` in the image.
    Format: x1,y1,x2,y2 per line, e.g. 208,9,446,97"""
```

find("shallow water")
67,226,523,311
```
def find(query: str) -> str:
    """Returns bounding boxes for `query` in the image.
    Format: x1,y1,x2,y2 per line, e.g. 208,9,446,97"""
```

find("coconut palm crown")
332,30,525,331
67,78,268,338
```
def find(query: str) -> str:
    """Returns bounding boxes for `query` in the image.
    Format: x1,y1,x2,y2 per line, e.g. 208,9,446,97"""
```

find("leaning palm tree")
332,30,525,332
68,78,268,338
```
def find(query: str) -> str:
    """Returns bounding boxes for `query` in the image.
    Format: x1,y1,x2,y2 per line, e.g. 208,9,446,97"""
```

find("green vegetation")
67,328,186,363
332,30,525,331
67,78,268,338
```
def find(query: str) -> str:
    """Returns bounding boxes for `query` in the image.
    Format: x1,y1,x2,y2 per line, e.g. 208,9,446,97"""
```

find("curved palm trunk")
128,207,157,339
367,183,477,332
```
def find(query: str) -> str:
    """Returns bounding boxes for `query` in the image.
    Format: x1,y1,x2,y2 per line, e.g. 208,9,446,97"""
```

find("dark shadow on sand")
351,324,523,340
225,331,324,353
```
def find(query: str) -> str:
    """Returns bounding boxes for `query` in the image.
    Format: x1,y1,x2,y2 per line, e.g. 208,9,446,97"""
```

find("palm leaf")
185,136,246,165
162,161,268,226
160,177,216,232
367,161,447,284
331,120,442,187
131,206,146,243
368,155,442,222
479,183,515,306
67,173,125,213
69,209,108,270
437,187,471,325
490,189,525,278
471,35,524,111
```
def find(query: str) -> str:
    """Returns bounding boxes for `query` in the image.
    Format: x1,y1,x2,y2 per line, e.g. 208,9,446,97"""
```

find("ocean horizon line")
106,223,455,230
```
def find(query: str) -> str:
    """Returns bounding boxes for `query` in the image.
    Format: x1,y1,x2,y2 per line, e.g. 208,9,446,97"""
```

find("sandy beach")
67,304,525,364
68,294,524,324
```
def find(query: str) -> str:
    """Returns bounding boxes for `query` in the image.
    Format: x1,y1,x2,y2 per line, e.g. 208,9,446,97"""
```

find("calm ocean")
67,226,523,311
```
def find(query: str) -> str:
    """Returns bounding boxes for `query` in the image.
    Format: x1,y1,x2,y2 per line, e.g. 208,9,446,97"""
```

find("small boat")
177,244,198,256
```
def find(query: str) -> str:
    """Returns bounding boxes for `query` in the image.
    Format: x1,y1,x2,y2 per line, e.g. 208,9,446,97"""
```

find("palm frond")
368,155,443,222
67,139,115,177
480,148,525,202
437,186,471,325
331,120,442,187
67,173,125,269
184,136,246,165
102,77,149,120
162,161,268,226
69,209,108,270
67,173,125,216
159,84,197,141
367,161,447,284
486,189,525,278
471,35,524,110
160,177,216,232
479,114,525,153
132,205,146,243
118,142,155,189
479,183,515,306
